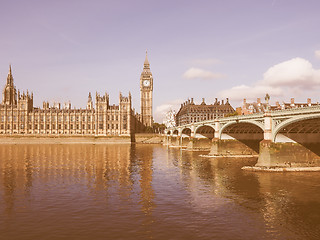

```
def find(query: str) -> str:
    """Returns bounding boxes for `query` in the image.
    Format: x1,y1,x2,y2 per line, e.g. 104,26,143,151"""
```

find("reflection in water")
0,144,320,239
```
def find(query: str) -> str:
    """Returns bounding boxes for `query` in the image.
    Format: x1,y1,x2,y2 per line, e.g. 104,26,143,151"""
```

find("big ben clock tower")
140,50,153,127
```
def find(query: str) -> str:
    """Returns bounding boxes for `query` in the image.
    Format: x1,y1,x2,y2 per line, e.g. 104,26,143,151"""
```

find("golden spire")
144,49,149,66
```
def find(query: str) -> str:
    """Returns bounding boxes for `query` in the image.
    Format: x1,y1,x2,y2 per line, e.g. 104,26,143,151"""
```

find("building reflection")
0,144,155,219
135,145,154,215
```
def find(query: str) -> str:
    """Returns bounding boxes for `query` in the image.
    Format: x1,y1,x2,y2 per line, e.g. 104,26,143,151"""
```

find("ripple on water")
0,144,319,240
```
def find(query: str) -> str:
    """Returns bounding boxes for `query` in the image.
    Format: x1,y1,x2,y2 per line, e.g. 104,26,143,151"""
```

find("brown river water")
0,144,319,240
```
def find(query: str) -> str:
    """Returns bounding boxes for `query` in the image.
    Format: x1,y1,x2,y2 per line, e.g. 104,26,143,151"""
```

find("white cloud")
218,84,283,101
261,58,320,89
315,50,320,59
154,99,183,123
218,57,320,102
183,67,225,80
191,58,222,66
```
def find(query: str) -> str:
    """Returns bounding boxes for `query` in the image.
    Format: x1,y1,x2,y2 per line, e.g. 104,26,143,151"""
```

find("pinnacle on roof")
143,49,151,71
7,64,14,85
144,49,149,65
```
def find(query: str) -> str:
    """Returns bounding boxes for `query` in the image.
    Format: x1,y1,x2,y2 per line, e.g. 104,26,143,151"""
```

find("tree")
152,123,166,134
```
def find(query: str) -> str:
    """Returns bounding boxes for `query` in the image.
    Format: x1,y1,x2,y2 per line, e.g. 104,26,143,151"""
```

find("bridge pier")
170,136,180,146
186,137,212,151
209,138,259,156
181,136,190,147
165,135,212,151
255,140,320,168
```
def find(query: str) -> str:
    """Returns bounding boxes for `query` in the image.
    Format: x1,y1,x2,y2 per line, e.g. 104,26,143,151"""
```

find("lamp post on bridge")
264,93,272,141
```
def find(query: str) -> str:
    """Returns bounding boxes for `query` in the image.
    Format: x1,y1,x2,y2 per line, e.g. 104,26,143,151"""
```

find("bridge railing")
270,105,320,116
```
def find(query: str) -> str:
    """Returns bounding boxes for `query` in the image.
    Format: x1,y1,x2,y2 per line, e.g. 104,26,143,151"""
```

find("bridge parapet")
165,106,320,169
270,105,320,116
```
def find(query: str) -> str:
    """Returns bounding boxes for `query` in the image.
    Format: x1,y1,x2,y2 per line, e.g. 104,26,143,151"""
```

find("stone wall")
209,138,258,156
256,140,320,167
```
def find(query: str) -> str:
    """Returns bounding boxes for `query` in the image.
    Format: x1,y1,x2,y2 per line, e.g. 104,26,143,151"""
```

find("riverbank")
0,133,163,144
242,166,320,172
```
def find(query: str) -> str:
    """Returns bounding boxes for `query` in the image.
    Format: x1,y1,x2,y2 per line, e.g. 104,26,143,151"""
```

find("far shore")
0,133,164,144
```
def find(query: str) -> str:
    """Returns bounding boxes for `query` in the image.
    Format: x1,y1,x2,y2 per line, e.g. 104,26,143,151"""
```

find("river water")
0,144,319,240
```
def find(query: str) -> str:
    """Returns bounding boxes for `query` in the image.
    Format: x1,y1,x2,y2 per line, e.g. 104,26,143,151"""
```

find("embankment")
0,133,164,144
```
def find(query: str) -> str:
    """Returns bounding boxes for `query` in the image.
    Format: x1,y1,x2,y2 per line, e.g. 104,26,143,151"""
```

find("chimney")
243,98,246,104
291,98,295,105
221,100,224,105
307,98,311,105
191,98,194,104
226,98,229,103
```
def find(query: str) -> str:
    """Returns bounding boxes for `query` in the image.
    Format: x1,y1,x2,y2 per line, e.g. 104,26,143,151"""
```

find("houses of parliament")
0,53,154,136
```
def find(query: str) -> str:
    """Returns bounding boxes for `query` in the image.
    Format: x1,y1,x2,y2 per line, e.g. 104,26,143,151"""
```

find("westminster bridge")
165,106,320,168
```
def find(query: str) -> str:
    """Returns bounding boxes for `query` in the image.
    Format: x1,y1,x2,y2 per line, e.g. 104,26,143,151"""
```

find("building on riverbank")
175,98,234,126
241,97,320,115
0,53,153,136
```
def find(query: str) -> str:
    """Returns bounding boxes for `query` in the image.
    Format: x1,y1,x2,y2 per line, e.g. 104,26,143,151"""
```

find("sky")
0,0,320,122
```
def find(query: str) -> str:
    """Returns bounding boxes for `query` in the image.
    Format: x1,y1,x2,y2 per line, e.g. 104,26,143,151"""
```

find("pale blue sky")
1,0,320,121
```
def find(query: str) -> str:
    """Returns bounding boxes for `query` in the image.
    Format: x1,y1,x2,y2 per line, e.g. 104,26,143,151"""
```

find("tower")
87,92,93,110
140,51,153,127
2,65,17,105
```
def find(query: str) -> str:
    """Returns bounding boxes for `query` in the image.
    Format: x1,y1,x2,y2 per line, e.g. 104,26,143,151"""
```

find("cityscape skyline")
1,0,320,122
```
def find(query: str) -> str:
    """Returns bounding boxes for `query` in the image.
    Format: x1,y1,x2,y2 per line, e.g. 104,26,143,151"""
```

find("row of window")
187,109,233,113
1,123,127,130
176,115,226,126
0,130,128,135
0,115,128,122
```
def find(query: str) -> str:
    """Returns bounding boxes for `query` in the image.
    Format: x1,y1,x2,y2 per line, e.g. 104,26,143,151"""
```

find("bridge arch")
219,120,264,153
273,114,320,143
172,129,179,136
181,127,192,137
194,124,215,139
219,120,264,138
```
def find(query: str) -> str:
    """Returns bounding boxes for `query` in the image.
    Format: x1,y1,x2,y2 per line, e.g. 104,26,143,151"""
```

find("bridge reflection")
167,148,320,239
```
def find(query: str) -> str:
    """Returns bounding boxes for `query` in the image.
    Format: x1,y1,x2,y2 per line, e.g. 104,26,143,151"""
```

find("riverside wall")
0,133,163,144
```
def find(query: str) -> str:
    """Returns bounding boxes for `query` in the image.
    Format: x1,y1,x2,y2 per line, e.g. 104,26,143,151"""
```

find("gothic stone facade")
140,51,153,128
0,57,153,136
175,98,235,126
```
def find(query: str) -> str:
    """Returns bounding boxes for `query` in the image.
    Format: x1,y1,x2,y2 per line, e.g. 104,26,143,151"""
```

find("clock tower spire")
140,50,153,128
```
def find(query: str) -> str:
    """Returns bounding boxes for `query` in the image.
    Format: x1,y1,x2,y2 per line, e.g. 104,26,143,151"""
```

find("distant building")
241,97,319,115
175,98,235,126
163,109,176,128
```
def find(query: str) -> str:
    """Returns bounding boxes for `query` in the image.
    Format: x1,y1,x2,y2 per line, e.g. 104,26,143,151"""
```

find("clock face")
143,80,150,87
